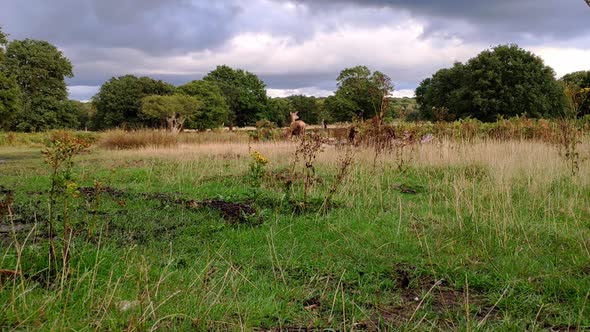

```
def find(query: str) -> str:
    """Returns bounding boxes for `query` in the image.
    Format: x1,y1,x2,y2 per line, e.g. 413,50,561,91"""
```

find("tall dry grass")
98,130,178,149
96,137,590,187
97,130,250,149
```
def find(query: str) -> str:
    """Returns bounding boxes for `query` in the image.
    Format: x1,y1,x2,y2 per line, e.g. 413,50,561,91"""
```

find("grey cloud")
0,0,241,55
284,0,590,44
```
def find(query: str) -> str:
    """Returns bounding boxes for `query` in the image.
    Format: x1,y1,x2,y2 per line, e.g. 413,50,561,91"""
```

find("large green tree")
140,94,201,133
415,62,470,121
4,39,74,131
0,70,22,130
177,80,230,130
92,75,175,129
560,71,590,117
263,98,294,126
323,94,357,123
203,65,268,128
329,66,394,121
416,44,566,121
0,27,22,130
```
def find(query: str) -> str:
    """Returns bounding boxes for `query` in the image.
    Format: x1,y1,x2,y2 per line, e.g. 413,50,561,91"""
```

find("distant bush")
249,120,283,141
0,131,98,147
98,130,178,149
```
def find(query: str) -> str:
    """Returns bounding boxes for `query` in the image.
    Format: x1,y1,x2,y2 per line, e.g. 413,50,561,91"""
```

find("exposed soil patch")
193,199,257,224
361,264,494,329
0,186,48,245
77,186,259,224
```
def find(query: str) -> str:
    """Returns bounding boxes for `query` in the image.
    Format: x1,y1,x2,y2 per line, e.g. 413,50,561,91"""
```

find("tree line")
1,26,589,132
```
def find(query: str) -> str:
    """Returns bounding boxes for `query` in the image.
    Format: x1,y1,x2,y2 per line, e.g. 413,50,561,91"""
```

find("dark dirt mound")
77,186,259,224
199,199,257,223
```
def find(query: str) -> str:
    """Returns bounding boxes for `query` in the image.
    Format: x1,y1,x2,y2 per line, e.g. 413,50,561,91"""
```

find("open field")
1,131,590,331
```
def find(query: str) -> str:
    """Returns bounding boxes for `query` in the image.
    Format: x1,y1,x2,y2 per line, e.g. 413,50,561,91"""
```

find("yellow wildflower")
251,151,269,165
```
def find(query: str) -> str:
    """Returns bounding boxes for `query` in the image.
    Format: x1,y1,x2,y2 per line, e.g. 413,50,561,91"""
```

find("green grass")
1,139,590,331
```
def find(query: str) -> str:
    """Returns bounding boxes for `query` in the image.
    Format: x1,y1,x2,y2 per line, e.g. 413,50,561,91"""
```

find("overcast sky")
1,0,589,101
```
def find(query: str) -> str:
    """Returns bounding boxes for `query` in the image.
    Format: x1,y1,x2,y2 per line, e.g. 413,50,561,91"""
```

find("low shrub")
249,120,283,141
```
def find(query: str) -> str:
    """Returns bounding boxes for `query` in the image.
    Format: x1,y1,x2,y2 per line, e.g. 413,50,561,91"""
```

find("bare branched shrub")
42,131,91,280
323,148,354,210
289,132,326,203
355,119,422,171
552,84,590,176
553,119,586,176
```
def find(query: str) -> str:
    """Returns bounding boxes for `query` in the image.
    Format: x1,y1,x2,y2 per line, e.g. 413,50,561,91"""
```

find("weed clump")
290,132,326,204
41,131,92,282
248,150,269,188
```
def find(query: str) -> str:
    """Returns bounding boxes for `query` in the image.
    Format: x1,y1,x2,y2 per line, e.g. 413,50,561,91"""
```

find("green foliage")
285,95,321,124
0,26,7,62
416,44,566,122
263,98,294,127
177,80,230,130
203,65,268,127
561,70,590,117
0,71,22,130
329,66,394,121
467,44,565,120
92,75,175,129
386,97,418,121
260,95,322,126
415,62,470,121
4,39,75,131
140,94,201,132
66,100,95,130
323,94,357,123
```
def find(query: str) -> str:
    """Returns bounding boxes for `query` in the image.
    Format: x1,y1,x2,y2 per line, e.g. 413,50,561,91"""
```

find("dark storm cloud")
0,0,241,55
285,0,590,42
